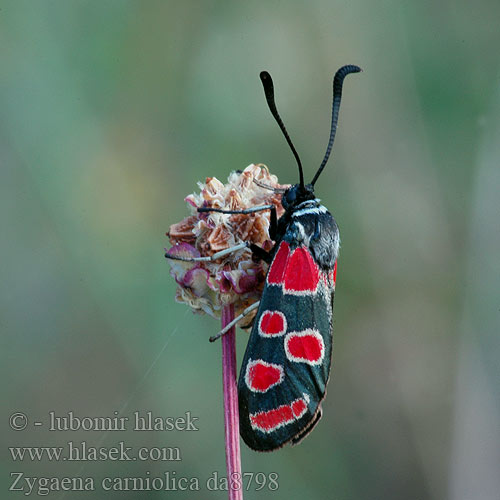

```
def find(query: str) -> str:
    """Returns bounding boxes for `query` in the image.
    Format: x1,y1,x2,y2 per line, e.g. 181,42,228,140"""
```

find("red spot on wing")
267,242,290,285
291,398,307,416
245,360,283,393
259,311,287,336
283,247,320,293
285,330,324,365
250,395,309,432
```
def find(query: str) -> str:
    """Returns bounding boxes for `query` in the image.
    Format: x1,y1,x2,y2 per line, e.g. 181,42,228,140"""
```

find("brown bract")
167,216,198,243
166,164,287,325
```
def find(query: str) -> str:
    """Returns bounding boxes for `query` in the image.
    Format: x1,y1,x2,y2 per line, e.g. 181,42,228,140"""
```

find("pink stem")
221,304,243,500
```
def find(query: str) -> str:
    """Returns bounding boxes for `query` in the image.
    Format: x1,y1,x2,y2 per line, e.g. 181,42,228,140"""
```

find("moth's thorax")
277,198,340,271
291,198,326,218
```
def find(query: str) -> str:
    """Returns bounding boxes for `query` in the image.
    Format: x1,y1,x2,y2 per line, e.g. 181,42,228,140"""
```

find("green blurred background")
2,1,499,499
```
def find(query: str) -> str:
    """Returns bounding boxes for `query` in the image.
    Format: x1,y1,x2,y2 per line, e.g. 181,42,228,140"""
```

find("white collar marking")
292,205,327,218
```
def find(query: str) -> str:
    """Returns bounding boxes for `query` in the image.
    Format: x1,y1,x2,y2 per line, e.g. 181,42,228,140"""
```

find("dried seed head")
166,164,287,325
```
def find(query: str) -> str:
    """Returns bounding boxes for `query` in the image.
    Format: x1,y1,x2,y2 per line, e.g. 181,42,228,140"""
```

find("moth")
235,66,361,450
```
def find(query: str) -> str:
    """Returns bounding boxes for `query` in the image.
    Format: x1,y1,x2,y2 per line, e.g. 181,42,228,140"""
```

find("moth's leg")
249,244,273,264
268,206,277,241
198,205,277,239
165,242,249,262
197,205,274,215
209,301,261,342
197,204,277,264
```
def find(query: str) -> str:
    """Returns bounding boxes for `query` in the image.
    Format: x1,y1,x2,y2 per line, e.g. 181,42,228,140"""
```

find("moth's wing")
237,241,336,451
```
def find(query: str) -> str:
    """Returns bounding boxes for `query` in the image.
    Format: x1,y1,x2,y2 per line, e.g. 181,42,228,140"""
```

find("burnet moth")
168,65,360,451
233,66,361,451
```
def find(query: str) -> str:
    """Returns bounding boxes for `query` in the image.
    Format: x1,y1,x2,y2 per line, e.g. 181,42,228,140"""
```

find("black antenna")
311,65,362,187
260,71,305,189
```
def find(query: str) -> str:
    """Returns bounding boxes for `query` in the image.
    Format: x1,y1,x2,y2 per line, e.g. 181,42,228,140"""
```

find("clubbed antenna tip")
260,71,305,189
311,65,362,186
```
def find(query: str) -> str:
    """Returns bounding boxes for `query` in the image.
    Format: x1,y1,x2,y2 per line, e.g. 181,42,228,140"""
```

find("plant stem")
221,304,243,500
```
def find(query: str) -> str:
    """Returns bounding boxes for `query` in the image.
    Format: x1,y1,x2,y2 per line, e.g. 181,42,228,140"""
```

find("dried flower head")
166,164,287,326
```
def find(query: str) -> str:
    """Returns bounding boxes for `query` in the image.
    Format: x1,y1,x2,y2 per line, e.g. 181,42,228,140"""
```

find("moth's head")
281,183,315,210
